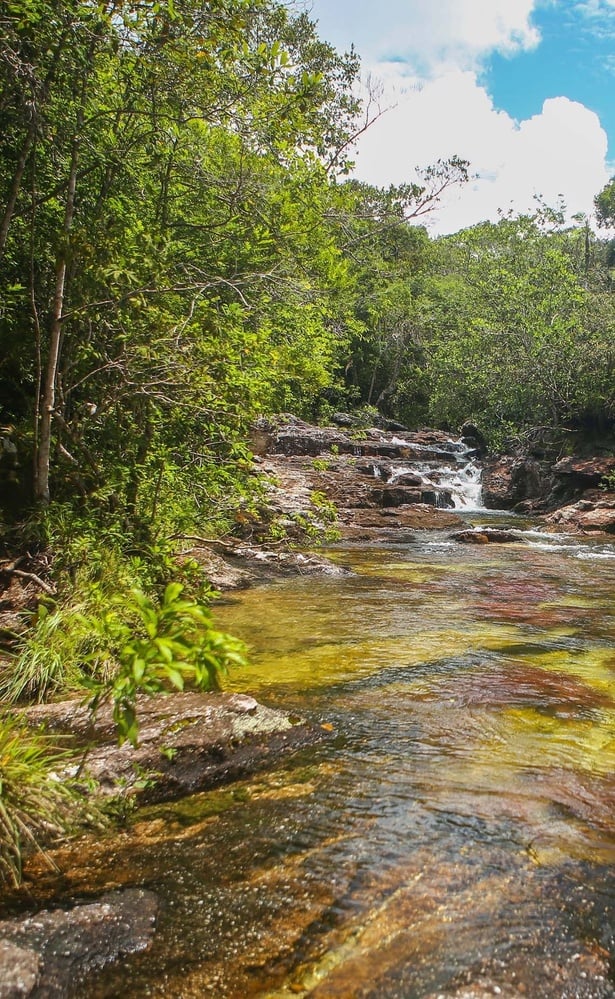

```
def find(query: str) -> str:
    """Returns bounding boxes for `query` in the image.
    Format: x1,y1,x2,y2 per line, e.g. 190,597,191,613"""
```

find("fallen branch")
0,567,56,596
170,534,237,549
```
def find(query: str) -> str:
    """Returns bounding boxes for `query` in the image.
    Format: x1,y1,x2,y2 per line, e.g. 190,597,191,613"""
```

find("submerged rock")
0,888,157,998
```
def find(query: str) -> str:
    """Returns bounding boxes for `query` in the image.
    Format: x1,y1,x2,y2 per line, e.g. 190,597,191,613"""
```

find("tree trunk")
34,136,79,504
0,127,35,262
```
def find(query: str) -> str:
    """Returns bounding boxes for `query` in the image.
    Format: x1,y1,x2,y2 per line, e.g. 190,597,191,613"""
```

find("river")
9,446,615,997
49,492,612,997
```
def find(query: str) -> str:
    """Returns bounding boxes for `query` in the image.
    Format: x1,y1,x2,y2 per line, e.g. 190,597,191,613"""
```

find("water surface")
22,523,615,996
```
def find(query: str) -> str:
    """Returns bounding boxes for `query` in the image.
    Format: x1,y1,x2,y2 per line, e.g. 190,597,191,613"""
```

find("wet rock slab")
337,504,463,541
267,416,464,461
0,888,157,998
25,692,328,804
185,542,348,590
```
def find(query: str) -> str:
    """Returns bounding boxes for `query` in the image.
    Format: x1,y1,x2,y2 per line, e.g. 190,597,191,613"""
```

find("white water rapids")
387,439,485,511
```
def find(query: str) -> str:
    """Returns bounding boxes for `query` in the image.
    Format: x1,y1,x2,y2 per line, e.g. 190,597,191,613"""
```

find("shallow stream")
15,515,615,996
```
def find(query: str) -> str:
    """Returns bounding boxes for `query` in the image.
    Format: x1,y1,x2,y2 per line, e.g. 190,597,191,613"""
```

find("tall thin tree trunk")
0,126,34,262
34,136,79,504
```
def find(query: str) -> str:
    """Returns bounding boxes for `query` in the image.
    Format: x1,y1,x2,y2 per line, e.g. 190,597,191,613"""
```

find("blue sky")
486,3,614,154
306,0,614,233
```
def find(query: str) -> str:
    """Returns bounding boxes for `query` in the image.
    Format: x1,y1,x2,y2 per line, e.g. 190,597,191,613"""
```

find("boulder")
390,472,422,487
369,486,422,507
545,491,615,533
249,418,279,456
355,462,392,479
25,692,330,804
451,529,525,544
369,485,454,509
481,456,551,509
552,455,615,486
0,889,157,998
460,421,488,456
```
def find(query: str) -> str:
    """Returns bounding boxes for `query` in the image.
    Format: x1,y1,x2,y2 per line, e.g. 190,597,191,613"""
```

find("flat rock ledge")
185,543,349,591
0,888,157,998
25,691,330,805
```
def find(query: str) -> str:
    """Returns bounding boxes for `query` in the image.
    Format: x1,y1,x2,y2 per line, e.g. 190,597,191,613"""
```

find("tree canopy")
1,0,613,526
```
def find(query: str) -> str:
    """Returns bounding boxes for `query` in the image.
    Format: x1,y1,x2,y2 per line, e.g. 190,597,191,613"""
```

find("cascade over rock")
248,417,487,545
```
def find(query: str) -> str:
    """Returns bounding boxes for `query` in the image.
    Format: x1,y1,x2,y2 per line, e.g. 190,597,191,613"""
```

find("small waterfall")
433,459,483,510
388,443,484,511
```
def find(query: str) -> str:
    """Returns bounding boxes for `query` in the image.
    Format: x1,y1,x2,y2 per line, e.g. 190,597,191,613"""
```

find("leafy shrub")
83,583,247,745
1,576,246,747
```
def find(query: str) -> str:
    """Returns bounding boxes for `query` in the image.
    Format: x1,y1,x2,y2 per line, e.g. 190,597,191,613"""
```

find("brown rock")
25,692,328,804
553,455,615,484
369,485,423,507
545,494,615,533
339,505,463,534
0,889,157,997
0,939,40,997
452,529,525,544
482,456,550,509
390,472,422,487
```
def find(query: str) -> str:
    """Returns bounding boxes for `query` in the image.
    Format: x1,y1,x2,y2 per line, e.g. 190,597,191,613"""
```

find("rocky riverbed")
187,417,615,589
2,416,615,995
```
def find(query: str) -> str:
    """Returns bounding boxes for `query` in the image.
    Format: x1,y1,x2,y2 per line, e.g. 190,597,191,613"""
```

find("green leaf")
166,668,185,690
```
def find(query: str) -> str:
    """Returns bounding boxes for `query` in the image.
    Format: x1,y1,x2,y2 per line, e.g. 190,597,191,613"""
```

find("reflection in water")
20,527,615,996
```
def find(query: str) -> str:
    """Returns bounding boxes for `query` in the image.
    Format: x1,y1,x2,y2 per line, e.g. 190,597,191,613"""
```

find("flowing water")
13,472,615,997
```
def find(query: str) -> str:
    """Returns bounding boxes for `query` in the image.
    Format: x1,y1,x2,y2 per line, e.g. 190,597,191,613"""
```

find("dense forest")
1,0,615,884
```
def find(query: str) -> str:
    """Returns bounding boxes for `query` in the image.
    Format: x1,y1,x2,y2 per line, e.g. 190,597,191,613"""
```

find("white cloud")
573,0,615,38
377,0,540,72
308,0,612,233
352,71,610,234
309,0,540,74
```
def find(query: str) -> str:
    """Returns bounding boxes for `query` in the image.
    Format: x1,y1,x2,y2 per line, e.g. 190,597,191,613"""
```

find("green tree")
332,161,469,423
0,0,362,526
595,176,615,228
422,214,615,442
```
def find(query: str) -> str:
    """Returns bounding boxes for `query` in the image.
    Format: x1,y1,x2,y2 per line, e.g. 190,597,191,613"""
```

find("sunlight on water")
25,526,615,998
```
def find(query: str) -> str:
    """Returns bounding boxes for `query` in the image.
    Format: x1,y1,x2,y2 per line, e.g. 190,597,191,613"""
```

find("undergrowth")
0,716,102,887
0,502,250,883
